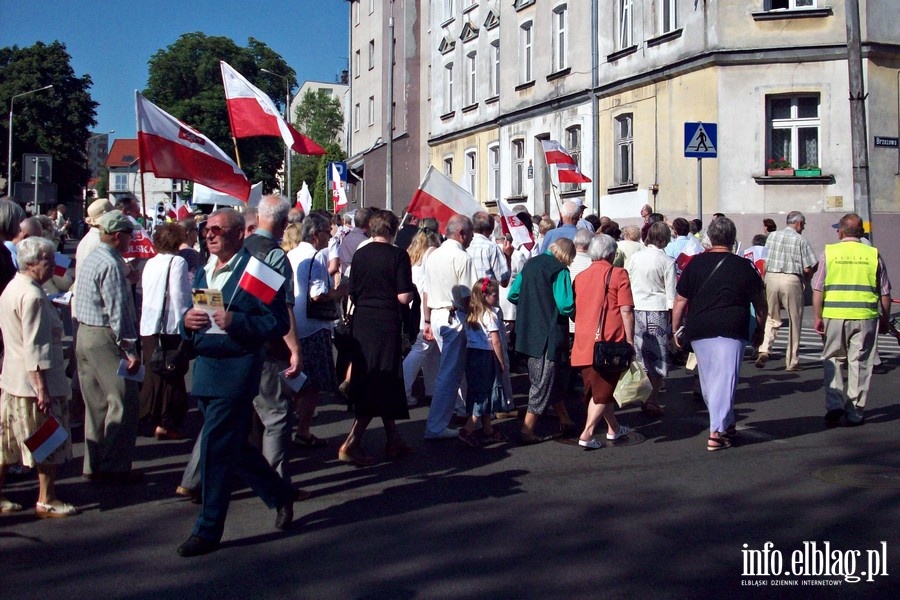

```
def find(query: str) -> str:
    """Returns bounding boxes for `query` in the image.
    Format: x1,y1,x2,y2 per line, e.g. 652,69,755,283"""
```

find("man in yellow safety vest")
812,213,892,427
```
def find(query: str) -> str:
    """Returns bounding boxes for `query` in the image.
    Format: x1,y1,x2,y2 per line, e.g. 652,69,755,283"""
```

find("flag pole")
232,137,242,169
139,169,147,225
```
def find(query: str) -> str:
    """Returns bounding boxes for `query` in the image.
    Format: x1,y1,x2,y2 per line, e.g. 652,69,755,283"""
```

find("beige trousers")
760,272,805,369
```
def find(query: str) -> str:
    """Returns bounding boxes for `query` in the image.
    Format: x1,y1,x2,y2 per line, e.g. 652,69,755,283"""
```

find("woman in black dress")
338,211,415,466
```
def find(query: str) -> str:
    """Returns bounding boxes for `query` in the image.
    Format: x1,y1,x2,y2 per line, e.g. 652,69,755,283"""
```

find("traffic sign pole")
697,158,702,222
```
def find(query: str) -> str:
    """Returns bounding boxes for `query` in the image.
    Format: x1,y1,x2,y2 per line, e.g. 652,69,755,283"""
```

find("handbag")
592,268,635,374
614,360,653,408
149,258,191,377
306,253,339,321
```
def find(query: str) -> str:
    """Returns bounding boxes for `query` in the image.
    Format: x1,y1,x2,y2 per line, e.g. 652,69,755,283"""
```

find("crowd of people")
0,193,895,557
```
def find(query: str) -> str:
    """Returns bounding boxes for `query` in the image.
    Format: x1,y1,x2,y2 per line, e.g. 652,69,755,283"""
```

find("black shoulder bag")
149,258,191,377
592,267,635,374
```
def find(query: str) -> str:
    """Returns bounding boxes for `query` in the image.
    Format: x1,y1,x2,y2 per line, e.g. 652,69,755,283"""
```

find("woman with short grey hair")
0,236,78,517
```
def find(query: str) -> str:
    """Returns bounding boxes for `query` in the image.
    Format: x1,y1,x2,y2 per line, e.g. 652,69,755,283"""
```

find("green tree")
291,89,345,201
0,41,98,201
95,167,109,199
312,143,345,211
144,33,295,192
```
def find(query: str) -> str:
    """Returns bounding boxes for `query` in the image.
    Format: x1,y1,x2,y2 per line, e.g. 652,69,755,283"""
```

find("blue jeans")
425,308,467,436
192,394,293,542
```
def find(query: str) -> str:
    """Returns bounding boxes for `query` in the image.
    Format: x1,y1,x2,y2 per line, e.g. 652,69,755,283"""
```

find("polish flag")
238,255,285,305
496,200,535,251
542,140,592,184
331,163,348,213
175,197,192,221
743,245,767,278
407,166,483,234
24,415,68,463
136,92,251,202
675,236,705,278
296,180,312,215
123,225,157,260
220,61,326,156
53,252,72,277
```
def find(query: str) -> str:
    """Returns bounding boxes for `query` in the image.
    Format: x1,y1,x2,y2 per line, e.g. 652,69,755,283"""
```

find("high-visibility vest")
822,242,879,320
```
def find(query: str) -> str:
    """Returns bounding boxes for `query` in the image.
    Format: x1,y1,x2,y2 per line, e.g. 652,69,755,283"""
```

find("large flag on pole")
407,166,483,234
496,200,535,251
136,92,251,202
220,61,326,156
541,140,592,184
331,163,348,213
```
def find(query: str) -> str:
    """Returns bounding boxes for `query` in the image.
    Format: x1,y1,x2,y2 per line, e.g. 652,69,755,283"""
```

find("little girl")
459,278,507,447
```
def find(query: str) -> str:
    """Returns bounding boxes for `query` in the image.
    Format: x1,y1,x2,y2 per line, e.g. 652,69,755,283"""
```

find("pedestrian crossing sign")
684,122,717,158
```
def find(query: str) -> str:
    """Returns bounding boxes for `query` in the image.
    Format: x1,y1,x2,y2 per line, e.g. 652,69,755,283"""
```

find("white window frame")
614,114,634,185
369,0,375,14
490,40,500,97
618,0,634,49
354,103,360,131
444,0,456,22
465,149,477,194
368,96,375,126
465,51,477,106
354,50,360,78
353,1,359,25
767,0,817,10
766,94,821,169
113,173,128,192
563,126,583,191
444,62,455,113
520,21,533,83
552,4,568,72
443,156,454,178
660,0,677,33
488,143,500,202
368,40,375,70
511,139,526,196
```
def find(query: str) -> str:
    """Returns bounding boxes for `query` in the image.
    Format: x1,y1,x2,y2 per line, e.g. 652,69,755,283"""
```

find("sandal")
480,429,508,444
293,433,328,448
642,401,664,417
35,501,79,518
707,435,732,452
0,497,23,513
724,424,737,439
519,431,551,446
458,429,481,448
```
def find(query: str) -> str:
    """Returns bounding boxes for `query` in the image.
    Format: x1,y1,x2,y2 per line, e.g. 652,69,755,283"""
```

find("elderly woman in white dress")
0,237,77,517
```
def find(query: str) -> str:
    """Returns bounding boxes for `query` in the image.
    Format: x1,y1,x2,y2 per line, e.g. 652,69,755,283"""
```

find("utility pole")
845,0,873,240
385,13,395,212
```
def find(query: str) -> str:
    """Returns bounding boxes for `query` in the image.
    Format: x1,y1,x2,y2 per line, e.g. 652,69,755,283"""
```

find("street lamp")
260,68,293,201
6,84,54,195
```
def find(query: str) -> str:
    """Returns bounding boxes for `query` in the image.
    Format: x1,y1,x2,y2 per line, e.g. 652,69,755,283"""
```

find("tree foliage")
294,89,344,146
0,41,98,201
144,33,296,192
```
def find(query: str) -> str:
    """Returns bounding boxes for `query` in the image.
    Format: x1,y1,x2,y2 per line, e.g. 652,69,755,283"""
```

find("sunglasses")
205,225,235,237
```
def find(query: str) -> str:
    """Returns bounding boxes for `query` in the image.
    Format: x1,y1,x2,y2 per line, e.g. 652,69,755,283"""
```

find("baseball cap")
85,198,114,225
98,210,137,234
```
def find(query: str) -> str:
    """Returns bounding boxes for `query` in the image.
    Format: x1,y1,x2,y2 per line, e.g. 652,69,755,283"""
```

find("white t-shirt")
465,306,500,351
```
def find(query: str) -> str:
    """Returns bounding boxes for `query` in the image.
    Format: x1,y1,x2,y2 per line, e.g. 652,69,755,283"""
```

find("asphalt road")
2,314,898,599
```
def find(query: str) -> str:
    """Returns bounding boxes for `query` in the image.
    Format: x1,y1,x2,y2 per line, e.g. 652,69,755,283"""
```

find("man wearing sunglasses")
176,207,295,557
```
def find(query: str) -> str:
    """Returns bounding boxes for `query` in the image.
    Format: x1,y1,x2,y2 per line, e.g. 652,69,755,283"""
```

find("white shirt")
465,306,500,350
287,242,332,339
625,245,676,311
140,253,192,336
423,238,477,311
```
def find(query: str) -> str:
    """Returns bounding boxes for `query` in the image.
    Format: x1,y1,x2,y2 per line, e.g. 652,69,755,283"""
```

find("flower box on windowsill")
795,168,822,177
766,168,795,177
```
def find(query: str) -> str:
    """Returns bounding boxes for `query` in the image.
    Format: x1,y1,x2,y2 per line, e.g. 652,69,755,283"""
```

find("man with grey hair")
467,211,510,286
338,207,372,276
422,214,477,439
243,195,304,485
540,200,580,252
757,210,818,371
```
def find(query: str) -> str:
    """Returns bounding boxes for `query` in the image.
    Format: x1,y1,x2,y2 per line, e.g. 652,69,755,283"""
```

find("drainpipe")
590,0,600,214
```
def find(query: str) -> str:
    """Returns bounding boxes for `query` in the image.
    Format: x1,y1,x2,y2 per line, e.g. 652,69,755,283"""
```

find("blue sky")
1,0,349,143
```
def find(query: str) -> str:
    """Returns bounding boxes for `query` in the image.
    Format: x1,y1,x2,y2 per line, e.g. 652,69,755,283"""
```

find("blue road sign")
684,122,718,158
329,161,348,183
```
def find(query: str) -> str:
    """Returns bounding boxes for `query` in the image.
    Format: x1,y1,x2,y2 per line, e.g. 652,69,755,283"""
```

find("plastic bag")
614,361,652,408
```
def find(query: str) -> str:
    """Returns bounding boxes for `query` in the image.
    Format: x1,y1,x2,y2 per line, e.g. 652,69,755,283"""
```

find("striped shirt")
764,227,817,275
73,243,138,350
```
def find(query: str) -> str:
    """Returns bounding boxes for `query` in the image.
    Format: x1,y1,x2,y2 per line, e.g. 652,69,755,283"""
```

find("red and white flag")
136,92,251,202
220,61,326,156
122,225,157,260
496,200,535,251
295,180,312,215
542,140,591,184
331,163,348,214
675,236,705,278
743,245,767,278
53,252,71,278
407,166,483,234
238,255,285,305
175,196,192,221
24,415,68,463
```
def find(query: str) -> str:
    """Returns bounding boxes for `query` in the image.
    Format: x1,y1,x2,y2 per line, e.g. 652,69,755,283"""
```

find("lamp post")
6,84,54,195
260,68,293,201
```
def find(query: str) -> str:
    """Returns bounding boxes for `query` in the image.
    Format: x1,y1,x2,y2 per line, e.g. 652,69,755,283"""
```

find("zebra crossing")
769,327,900,361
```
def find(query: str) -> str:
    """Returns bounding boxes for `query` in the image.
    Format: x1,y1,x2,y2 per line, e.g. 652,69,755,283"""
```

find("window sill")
440,111,456,121
753,174,835,185
751,8,833,21
514,0,536,12
560,189,586,198
440,17,455,28
506,194,528,202
647,28,683,47
515,80,535,92
485,95,499,105
606,183,638,194
607,46,638,63
462,3,478,16
462,102,479,113
546,67,571,82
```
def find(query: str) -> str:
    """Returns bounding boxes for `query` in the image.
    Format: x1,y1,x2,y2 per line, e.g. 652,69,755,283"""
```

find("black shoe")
824,409,844,428
177,535,219,557
275,502,294,530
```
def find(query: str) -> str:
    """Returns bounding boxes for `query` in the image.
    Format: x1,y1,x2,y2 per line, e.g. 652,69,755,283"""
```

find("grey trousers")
76,324,139,474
